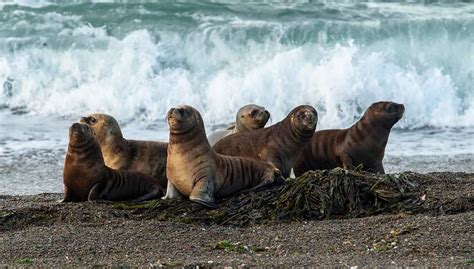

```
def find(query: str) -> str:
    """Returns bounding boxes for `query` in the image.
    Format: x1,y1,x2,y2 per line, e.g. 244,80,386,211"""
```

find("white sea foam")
0,1,473,130
1,27,472,129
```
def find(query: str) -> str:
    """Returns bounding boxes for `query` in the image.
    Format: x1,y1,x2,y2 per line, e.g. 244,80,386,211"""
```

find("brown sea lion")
213,105,318,178
208,104,271,146
293,101,405,176
80,113,167,189
164,105,283,208
62,123,163,202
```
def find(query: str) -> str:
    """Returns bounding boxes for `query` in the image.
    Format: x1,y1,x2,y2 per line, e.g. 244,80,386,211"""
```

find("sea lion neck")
99,134,129,158
353,114,391,149
169,125,212,150
234,119,250,132
67,137,106,170
359,113,392,134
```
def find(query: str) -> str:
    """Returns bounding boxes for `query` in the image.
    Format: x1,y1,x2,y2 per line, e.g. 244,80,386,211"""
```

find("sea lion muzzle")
70,123,89,137
167,108,183,123
253,109,271,127
394,103,405,117
296,108,318,130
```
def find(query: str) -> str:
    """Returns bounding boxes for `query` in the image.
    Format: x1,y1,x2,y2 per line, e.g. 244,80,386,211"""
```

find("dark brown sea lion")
80,113,167,189
164,105,283,208
62,123,163,202
293,101,405,176
213,105,318,178
208,104,271,146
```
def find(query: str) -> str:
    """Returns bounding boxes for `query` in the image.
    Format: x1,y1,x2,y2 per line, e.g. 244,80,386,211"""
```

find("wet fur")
165,106,282,208
81,114,168,189
293,101,405,176
213,105,317,178
62,124,163,202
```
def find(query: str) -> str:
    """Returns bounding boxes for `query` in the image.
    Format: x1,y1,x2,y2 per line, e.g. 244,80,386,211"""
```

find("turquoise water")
0,1,473,194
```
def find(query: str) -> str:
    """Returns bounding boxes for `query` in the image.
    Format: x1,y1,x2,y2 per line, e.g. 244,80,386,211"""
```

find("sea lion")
80,113,167,189
164,105,283,208
62,123,163,202
213,105,318,178
293,101,405,176
208,104,271,146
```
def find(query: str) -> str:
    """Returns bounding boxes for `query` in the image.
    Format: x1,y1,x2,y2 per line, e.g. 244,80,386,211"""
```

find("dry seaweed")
117,168,425,227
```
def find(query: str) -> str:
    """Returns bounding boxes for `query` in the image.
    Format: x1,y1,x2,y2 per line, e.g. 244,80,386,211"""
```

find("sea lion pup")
208,104,271,146
293,101,405,176
213,105,318,178
164,105,283,208
62,123,163,202
80,113,167,190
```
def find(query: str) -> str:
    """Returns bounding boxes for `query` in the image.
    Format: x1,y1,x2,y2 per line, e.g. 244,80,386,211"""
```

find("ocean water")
0,1,473,195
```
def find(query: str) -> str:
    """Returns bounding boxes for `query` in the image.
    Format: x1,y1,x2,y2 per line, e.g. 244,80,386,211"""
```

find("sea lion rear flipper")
130,189,162,203
341,153,354,170
239,179,276,194
87,183,103,201
189,177,218,209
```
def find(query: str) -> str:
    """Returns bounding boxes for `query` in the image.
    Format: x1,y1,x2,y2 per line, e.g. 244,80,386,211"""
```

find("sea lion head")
288,105,318,132
236,104,271,131
366,101,405,128
80,113,123,144
167,105,204,135
68,122,95,146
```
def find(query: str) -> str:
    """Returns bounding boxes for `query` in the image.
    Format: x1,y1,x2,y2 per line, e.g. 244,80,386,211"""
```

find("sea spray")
0,1,472,129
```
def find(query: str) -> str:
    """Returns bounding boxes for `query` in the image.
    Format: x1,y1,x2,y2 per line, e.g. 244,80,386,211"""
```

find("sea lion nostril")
71,123,82,129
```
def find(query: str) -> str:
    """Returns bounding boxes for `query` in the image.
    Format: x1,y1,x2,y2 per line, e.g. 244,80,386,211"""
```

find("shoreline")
2,152,473,196
1,171,472,267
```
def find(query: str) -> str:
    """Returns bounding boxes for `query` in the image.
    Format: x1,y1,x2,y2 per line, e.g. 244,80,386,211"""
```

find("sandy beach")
1,172,472,267
1,1,473,267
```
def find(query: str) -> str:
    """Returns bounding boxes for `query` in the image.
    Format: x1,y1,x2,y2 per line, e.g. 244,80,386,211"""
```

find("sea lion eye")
250,109,257,117
386,104,394,112
90,117,97,124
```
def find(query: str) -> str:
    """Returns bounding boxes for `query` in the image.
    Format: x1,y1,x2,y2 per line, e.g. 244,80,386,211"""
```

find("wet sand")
0,172,472,267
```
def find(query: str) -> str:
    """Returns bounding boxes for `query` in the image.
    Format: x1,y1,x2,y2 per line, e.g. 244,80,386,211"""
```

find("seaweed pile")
115,168,425,226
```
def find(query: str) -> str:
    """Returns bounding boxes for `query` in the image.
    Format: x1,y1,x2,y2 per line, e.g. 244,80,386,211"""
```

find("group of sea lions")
62,101,404,208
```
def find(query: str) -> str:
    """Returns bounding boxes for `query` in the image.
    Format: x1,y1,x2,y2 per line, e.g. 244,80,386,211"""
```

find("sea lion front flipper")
371,163,385,174
61,186,77,202
163,181,184,200
189,177,218,209
340,153,354,170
